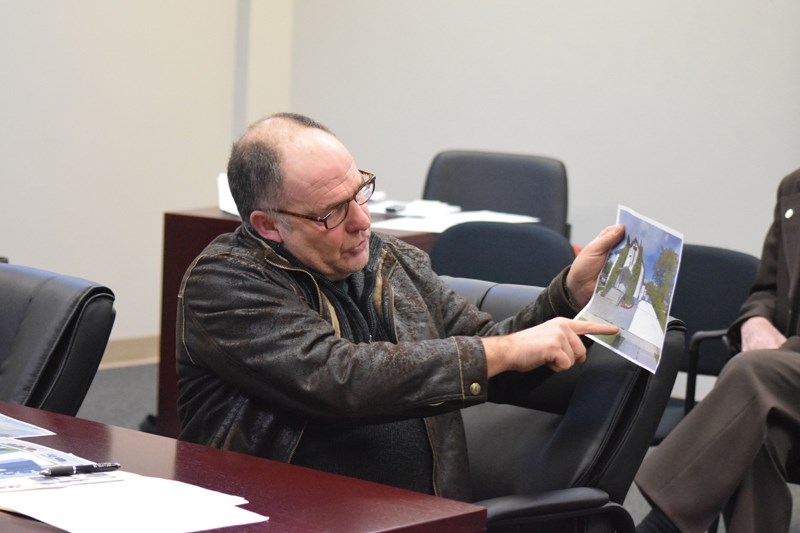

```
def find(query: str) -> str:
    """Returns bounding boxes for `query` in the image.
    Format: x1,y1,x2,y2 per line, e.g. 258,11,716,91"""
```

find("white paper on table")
0,438,116,493
0,414,54,439
0,471,268,533
371,210,539,234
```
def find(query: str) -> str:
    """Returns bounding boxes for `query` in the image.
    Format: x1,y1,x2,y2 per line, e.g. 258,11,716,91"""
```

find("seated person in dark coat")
177,112,623,501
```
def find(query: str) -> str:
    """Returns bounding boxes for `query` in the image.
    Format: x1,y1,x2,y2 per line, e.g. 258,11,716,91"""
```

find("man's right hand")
740,316,785,352
483,318,620,377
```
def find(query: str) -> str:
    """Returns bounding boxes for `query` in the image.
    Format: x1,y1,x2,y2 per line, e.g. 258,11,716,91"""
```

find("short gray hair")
226,112,333,221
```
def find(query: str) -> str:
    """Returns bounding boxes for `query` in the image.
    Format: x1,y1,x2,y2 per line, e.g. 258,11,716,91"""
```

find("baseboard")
101,336,159,369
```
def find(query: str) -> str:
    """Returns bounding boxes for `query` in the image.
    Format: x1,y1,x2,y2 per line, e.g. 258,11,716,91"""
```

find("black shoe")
636,507,681,533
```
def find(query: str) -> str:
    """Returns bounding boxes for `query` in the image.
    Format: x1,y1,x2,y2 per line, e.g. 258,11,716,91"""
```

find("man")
636,168,800,532
177,112,622,501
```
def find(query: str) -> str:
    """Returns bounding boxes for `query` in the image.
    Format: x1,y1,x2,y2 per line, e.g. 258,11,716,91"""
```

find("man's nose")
345,199,371,231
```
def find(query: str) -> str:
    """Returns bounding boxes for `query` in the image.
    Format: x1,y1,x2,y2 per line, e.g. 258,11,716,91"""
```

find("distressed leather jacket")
177,224,575,501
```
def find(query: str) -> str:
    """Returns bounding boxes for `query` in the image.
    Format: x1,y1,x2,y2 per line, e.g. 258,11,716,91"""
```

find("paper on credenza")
217,173,239,217
371,210,539,234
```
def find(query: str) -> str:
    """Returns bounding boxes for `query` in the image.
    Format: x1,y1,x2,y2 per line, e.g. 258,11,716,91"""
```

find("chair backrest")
442,276,685,504
0,263,116,415
429,221,576,288
671,244,759,374
423,150,570,237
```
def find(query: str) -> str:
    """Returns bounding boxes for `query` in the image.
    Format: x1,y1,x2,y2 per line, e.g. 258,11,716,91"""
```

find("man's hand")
483,318,620,376
566,224,625,308
740,316,786,351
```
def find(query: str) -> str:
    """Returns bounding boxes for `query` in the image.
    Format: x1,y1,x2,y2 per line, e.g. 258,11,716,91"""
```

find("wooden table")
0,402,486,532
158,207,437,438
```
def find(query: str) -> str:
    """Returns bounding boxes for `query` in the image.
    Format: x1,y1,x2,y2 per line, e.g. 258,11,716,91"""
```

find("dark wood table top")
0,403,485,532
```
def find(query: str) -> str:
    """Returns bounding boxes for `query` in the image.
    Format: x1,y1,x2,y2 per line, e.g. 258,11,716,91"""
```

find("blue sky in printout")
616,206,683,285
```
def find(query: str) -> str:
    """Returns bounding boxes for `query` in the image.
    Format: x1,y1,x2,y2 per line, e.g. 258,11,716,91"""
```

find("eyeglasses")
269,171,376,230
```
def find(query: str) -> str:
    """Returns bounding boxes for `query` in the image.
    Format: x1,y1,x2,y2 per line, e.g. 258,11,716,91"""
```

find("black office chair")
651,244,759,444
429,221,576,288
443,276,685,532
0,263,116,416
423,149,571,238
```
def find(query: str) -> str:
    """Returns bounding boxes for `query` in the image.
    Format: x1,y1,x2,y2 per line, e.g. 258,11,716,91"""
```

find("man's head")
227,113,373,280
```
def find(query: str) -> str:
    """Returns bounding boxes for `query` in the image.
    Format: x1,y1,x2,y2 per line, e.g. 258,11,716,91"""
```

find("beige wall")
3,0,799,354
0,0,293,346
247,0,293,126
291,0,800,257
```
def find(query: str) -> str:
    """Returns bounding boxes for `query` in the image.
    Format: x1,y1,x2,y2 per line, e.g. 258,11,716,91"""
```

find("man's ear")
249,210,284,243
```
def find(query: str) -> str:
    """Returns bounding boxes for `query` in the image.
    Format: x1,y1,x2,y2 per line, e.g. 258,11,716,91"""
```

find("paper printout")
0,411,269,531
0,413,54,439
0,471,268,532
0,439,116,492
575,205,683,373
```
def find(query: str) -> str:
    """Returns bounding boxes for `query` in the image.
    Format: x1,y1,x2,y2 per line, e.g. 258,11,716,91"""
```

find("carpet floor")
76,363,157,432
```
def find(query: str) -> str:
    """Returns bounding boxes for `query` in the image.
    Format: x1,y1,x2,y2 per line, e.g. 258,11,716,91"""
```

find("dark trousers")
635,349,800,533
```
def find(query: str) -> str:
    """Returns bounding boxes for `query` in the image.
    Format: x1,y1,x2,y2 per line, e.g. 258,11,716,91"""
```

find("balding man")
177,112,621,500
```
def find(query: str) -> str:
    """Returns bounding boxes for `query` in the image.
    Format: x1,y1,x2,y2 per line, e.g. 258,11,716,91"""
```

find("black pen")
39,462,121,477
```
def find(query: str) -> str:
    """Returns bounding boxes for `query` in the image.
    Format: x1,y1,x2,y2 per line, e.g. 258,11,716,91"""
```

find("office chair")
0,263,116,416
423,149,571,238
443,276,685,532
429,221,576,288
651,244,759,444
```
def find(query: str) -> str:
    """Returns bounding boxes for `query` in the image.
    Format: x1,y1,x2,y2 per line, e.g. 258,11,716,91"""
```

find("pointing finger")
569,319,619,336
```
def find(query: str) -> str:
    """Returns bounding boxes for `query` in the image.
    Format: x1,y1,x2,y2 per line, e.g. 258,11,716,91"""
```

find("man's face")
272,128,372,281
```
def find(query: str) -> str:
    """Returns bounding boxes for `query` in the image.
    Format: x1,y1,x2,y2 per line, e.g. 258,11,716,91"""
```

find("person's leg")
635,349,800,533
722,423,794,533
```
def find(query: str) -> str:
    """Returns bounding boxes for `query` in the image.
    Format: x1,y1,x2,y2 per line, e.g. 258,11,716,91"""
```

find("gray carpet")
76,363,158,432
75,363,800,530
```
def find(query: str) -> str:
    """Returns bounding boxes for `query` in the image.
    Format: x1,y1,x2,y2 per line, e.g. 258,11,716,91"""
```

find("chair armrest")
476,487,634,532
685,328,728,414
478,487,608,519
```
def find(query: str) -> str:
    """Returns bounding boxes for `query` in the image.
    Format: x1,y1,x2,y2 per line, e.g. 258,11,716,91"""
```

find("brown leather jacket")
176,225,575,501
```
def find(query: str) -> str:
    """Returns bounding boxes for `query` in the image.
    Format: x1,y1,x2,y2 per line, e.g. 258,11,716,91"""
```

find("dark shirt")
293,417,433,493
284,244,434,493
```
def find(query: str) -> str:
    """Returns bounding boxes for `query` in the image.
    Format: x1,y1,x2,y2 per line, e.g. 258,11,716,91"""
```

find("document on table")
0,413,54,438
371,209,539,233
0,471,268,533
0,412,268,532
0,439,116,492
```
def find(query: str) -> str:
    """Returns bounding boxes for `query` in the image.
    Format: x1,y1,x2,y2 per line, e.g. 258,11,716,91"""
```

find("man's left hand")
565,224,625,308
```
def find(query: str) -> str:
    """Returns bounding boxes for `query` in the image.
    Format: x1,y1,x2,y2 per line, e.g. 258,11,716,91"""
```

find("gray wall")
290,0,800,256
